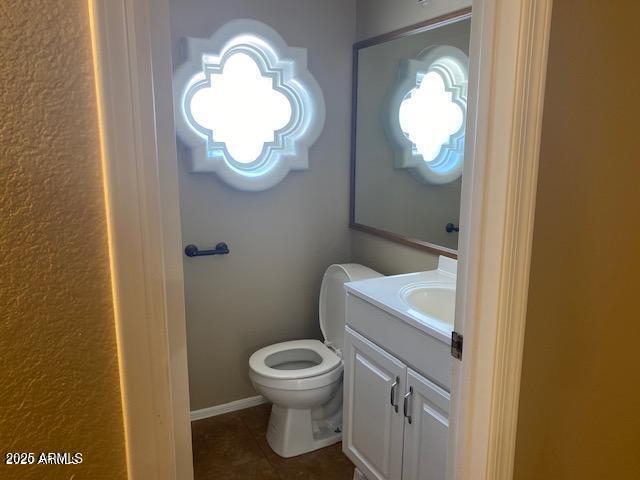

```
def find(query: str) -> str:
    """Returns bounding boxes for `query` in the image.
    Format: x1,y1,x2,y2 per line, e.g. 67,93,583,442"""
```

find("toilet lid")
319,264,382,351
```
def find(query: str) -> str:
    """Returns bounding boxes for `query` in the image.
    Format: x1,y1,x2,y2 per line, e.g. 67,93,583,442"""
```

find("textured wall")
170,0,356,410
0,1,127,478
514,1,640,478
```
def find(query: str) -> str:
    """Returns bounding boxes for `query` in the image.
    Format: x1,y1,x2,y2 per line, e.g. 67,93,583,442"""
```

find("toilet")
248,264,382,458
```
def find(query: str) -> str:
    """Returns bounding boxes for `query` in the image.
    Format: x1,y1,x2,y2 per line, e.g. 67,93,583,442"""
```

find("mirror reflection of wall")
352,16,471,254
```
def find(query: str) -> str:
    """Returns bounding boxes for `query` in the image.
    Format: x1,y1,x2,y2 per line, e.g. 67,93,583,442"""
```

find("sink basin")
345,256,457,344
400,284,456,326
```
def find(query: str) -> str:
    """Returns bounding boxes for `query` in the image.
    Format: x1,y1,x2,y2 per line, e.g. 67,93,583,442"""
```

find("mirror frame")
349,7,472,259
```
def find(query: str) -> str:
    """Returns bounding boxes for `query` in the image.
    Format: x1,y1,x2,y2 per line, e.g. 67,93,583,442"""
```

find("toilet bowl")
249,264,382,458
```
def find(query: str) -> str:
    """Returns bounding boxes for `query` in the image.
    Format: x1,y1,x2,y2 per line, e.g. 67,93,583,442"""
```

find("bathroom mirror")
350,10,472,257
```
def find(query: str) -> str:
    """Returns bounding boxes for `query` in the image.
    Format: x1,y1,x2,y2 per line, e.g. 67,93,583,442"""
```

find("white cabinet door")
401,369,450,480
343,327,406,480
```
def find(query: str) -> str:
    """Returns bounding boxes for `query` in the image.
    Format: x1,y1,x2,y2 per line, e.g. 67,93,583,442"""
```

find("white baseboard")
190,395,268,422
353,469,367,480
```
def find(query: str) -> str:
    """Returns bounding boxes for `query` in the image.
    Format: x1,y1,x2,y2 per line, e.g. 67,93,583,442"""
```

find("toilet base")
266,404,342,458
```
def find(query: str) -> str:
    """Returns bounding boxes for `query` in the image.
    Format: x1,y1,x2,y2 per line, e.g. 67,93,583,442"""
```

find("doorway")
89,0,553,478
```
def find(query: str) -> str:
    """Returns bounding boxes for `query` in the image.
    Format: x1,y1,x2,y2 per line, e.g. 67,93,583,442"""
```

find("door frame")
449,0,552,478
88,0,553,479
88,0,193,479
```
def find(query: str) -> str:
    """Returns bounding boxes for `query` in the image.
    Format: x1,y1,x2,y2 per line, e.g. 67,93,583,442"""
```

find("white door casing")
449,0,553,478
88,0,193,478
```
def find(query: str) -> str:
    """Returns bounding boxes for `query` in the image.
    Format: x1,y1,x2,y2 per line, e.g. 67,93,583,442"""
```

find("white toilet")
248,264,382,458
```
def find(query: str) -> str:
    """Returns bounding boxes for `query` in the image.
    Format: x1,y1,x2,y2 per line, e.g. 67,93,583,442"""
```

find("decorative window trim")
173,19,326,191
386,45,469,185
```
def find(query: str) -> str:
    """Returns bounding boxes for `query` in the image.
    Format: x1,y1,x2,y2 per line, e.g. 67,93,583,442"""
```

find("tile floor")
191,403,356,480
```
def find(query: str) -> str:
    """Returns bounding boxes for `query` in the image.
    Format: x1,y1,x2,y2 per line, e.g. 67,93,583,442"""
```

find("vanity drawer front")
346,293,451,391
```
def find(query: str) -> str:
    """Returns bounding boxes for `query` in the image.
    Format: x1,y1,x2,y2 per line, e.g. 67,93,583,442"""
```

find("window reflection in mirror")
351,13,471,255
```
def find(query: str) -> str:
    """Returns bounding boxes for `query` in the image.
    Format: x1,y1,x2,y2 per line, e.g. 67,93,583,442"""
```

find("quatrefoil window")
387,45,469,185
399,71,464,163
173,20,325,191
188,52,293,164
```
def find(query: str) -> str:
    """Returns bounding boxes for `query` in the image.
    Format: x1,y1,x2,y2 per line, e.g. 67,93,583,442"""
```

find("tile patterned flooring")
192,403,356,480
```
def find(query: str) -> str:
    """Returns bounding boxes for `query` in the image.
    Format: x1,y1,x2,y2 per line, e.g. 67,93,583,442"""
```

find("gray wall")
350,230,439,275
352,0,471,274
170,0,356,410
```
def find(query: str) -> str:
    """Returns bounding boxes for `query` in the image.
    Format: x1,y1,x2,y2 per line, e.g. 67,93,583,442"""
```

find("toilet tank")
319,264,383,353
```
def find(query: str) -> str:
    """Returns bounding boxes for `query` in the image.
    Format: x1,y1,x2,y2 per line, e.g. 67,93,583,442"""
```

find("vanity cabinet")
343,327,450,480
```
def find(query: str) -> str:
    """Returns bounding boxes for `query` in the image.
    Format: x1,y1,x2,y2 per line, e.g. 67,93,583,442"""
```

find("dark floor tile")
269,457,310,480
253,438,352,480
192,405,355,480
300,445,355,480
193,430,262,467
197,458,280,480
238,402,271,436
192,412,264,478
251,429,280,462
192,410,246,438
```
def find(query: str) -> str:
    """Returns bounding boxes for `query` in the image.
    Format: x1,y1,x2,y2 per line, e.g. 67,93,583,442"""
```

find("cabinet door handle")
403,387,413,424
390,377,399,413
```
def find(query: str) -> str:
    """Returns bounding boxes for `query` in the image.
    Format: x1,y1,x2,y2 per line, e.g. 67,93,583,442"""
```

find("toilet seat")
247,263,383,458
249,339,341,381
